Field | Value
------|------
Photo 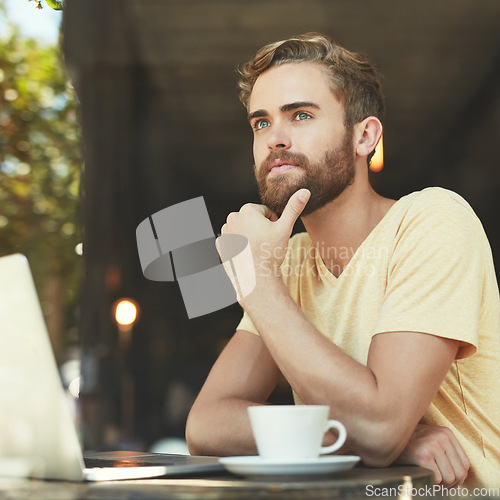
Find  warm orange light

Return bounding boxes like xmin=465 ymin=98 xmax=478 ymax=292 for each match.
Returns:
xmin=370 ymin=135 xmax=384 ymax=172
xmin=113 ymin=298 xmax=139 ymax=327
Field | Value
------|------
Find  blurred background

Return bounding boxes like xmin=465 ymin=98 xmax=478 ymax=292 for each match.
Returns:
xmin=1 ymin=0 xmax=499 ymax=453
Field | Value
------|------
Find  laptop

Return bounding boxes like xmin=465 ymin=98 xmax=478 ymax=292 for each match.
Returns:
xmin=0 ymin=253 xmax=223 ymax=481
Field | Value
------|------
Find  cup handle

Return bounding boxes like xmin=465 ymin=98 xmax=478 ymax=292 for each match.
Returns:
xmin=320 ymin=420 xmax=347 ymax=455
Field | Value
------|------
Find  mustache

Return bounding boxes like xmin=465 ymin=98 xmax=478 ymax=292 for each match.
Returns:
xmin=257 ymin=150 xmax=310 ymax=172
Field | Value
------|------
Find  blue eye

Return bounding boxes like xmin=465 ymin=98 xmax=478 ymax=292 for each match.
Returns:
xmin=255 ymin=119 xmax=270 ymax=130
xmin=295 ymin=112 xmax=310 ymax=121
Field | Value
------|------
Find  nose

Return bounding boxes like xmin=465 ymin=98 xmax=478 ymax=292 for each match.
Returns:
xmin=267 ymin=122 xmax=291 ymax=151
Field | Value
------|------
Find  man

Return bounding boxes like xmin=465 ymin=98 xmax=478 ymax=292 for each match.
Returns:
xmin=185 ymin=33 xmax=500 ymax=488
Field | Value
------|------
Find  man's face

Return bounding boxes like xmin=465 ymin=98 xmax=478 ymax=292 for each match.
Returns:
xmin=248 ymin=62 xmax=356 ymax=216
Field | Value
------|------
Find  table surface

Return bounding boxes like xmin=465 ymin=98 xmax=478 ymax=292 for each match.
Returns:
xmin=0 ymin=455 xmax=435 ymax=500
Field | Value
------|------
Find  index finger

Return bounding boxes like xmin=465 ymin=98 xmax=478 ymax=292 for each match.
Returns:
xmin=244 ymin=203 xmax=278 ymax=222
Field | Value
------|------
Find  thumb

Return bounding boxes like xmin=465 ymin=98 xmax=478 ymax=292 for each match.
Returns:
xmin=278 ymin=189 xmax=311 ymax=229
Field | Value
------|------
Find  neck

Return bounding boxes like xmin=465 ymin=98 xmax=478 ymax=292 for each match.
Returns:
xmin=301 ymin=174 xmax=395 ymax=277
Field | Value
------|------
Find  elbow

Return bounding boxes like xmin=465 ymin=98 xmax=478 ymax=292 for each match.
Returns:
xmin=354 ymin=420 xmax=409 ymax=468
xmin=185 ymin=406 xmax=207 ymax=456
xmin=361 ymin=449 xmax=399 ymax=468
xmin=185 ymin=428 xmax=200 ymax=457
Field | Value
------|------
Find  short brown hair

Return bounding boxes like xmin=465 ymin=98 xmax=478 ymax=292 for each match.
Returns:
xmin=238 ymin=32 xmax=385 ymax=129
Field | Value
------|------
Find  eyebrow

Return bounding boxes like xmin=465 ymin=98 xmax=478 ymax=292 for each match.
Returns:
xmin=247 ymin=101 xmax=320 ymax=122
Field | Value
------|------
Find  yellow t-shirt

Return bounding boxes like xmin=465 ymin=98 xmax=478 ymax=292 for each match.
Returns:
xmin=237 ymin=187 xmax=500 ymax=488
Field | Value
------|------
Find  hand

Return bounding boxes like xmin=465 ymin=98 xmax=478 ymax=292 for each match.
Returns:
xmin=397 ymin=424 xmax=470 ymax=487
xmin=218 ymin=189 xmax=311 ymax=293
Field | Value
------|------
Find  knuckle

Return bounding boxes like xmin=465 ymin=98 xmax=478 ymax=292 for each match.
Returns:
xmin=442 ymin=477 xmax=457 ymax=488
xmin=434 ymin=427 xmax=454 ymax=446
xmin=240 ymin=203 xmax=254 ymax=212
xmin=414 ymin=448 xmax=434 ymax=465
xmin=440 ymin=427 xmax=453 ymax=439
xmin=459 ymin=463 xmax=470 ymax=481
xmin=426 ymin=438 xmax=442 ymax=453
xmin=433 ymin=469 xmax=443 ymax=485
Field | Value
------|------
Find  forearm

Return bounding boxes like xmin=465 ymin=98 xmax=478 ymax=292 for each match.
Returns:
xmin=186 ymin=396 xmax=260 ymax=457
xmin=216 ymin=191 xmax=458 ymax=466
xmin=186 ymin=329 xmax=282 ymax=457
xmin=241 ymin=278 xmax=411 ymax=464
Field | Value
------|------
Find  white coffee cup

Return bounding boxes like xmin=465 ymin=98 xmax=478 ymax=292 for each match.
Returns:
xmin=248 ymin=405 xmax=346 ymax=460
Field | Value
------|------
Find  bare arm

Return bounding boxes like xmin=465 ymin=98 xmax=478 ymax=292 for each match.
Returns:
xmin=186 ymin=330 xmax=280 ymax=456
xmin=241 ymin=275 xmax=459 ymax=465
xmin=192 ymin=190 xmax=470 ymax=487
xmin=217 ymin=190 xmax=461 ymax=466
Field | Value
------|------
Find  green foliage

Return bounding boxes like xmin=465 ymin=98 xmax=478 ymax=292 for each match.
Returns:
xmin=0 ymin=23 xmax=82 ymax=351
xmin=44 ymin=0 xmax=64 ymax=10
xmin=29 ymin=0 xmax=64 ymax=11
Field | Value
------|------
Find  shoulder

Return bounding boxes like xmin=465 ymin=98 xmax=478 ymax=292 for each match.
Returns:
xmin=393 ymin=187 xmax=483 ymax=234
xmin=389 ymin=188 xmax=490 ymax=257
xmin=397 ymin=187 xmax=478 ymax=218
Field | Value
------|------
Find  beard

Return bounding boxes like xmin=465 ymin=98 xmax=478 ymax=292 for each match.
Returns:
xmin=255 ymin=129 xmax=356 ymax=217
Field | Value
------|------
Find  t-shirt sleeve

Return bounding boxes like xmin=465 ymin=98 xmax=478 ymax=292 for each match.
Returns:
xmin=373 ymin=194 xmax=486 ymax=358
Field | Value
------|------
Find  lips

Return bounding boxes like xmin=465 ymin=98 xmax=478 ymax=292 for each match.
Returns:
xmin=268 ymin=159 xmax=300 ymax=176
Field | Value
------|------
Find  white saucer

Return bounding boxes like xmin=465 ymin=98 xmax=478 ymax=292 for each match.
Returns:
xmin=219 ymin=455 xmax=360 ymax=477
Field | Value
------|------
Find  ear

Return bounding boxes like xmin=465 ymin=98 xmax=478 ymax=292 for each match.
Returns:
xmin=353 ymin=116 xmax=383 ymax=159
